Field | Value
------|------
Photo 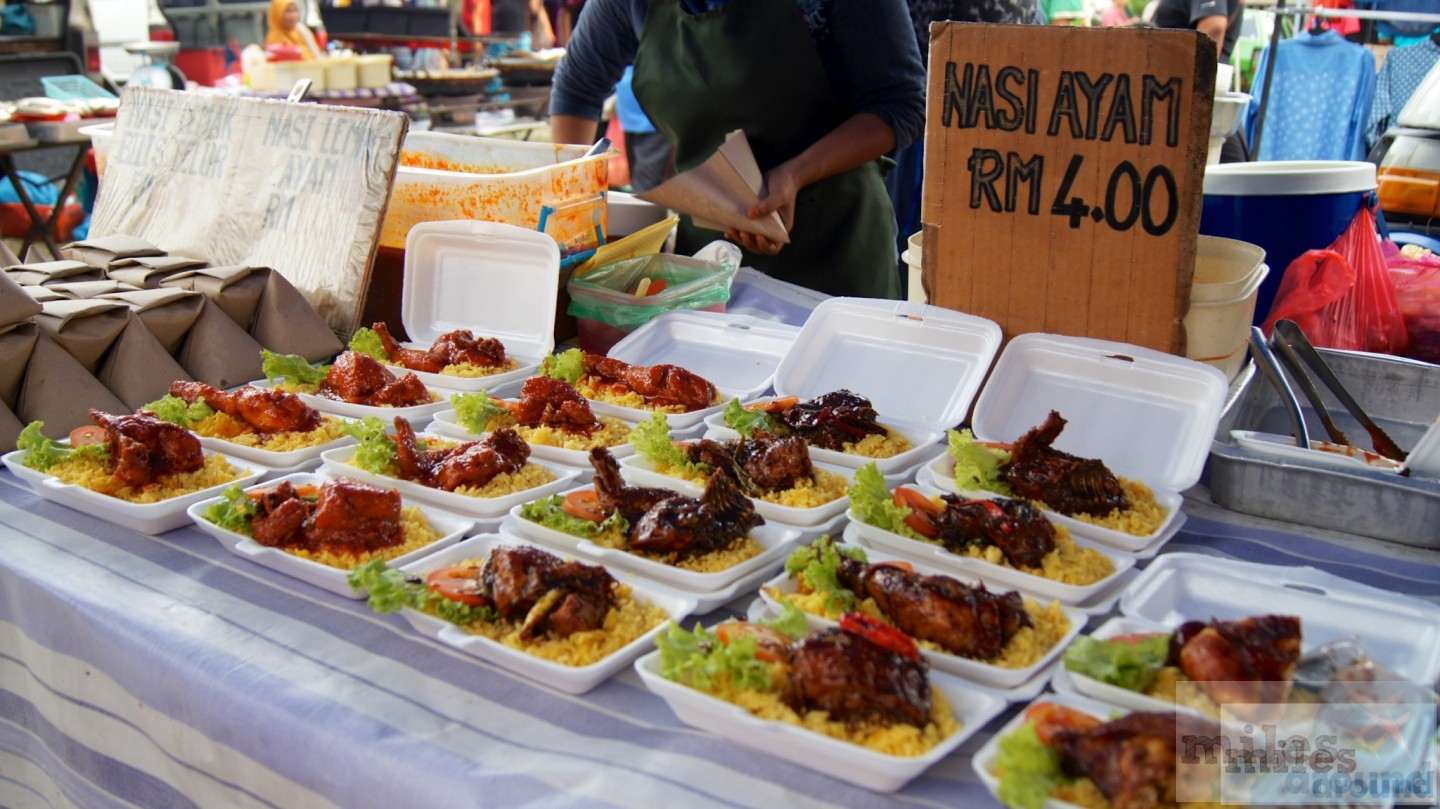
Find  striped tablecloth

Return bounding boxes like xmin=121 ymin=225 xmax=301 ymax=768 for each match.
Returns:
xmin=2 ymin=470 xmax=1437 ymax=809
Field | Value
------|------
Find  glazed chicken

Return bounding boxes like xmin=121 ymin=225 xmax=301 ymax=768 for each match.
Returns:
xmin=1173 ymin=615 xmax=1303 ymax=715
xmin=785 ymin=624 xmax=932 ymax=728
xmin=511 ymin=376 xmax=601 ymax=435
xmin=169 ymin=381 xmax=322 ymax=434
xmin=933 ymin=495 xmax=1057 ymax=569
xmin=630 ymin=468 xmax=765 ymax=561
xmin=89 ymin=409 xmax=203 ymax=487
xmin=372 ymin=322 xmax=507 ymax=373
xmin=481 ymin=545 xmax=616 ymax=639
xmin=392 ymin=417 xmax=530 ymax=492
xmin=1045 ymin=710 xmax=1221 ymax=809
xmin=249 ymin=478 xmax=403 ymax=555
xmin=1003 ymin=410 xmax=1129 ymax=516
xmin=581 ymin=354 xmax=717 ymax=412
xmin=589 ymin=447 xmax=676 ymax=526
xmin=836 ymin=558 xmax=1032 ymax=660
xmin=766 ymin=389 xmax=887 ymax=451
xmin=318 ymin=351 xmax=433 ymax=408
xmin=684 ymin=434 xmax=814 ymax=495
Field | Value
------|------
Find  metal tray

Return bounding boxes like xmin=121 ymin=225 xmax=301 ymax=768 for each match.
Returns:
xmin=1208 ymin=349 xmax=1440 ymax=548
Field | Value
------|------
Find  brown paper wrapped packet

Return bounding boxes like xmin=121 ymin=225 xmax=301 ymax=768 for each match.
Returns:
xmin=0 ymin=239 xmax=19 ymax=268
xmin=5 ymin=260 xmax=103 ymax=287
xmin=98 ymin=288 xmax=205 ymax=356
xmin=107 ymin=255 xmax=208 ymax=289
xmin=160 ymin=265 xmax=265 ymax=330
xmin=0 ymin=322 xmax=39 ymax=409
xmin=0 ymin=398 xmax=22 ymax=453
xmin=178 ymin=298 xmax=265 ymax=389
xmin=96 ymin=315 xmax=194 ymax=410
xmin=252 ymin=270 xmax=343 ymax=362
xmin=47 ymin=280 xmax=142 ymax=300
xmin=22 ymin=286 xmax=65 ymax=304
xmin=18 ymin=330 xmax=128 ymax=440
xmin=36 ymin=299 xmax=130 ymax=369
xmin=0 ymin=271 xmax=42 ymax=327
xmin=64 ymin=234 xmax=165 ymax=268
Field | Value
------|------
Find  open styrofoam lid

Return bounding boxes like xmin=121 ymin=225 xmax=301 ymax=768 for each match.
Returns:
xmin=971 ymin=334 xmax=1228 ymax=492
xmin=772 ymin=297 xmax=1002 ymax=430
xmin=402 ymin=220 xmax=560 ymax=357
xmin=1121 ymin=553 xmax=1440 ymax=684
xmin=607 ymin=310 xmax=799 ymax=401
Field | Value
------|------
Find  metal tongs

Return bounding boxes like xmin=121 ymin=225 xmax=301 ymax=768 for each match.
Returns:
xmin=1266 ymin=320 xmax=1409 ymax=462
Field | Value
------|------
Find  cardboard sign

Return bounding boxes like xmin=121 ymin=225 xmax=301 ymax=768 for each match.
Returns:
xmin=89 ymin=88 xmax=409 ymax=336
xmin=921 ymin=24 xmax=1215 ymax=354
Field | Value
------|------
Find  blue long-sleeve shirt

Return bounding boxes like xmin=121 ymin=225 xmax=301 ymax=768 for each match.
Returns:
xmin=1367 ymin=38 xmax=1440 ymax=148
xmin=1247 ymin=30 xmax=1377 ymax=162
xmin=549 ymin=0 xmax=927 ymax=153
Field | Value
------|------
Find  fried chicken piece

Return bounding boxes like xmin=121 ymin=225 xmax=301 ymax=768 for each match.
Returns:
xmin=1003 ymin=410 xmax=1128 ymax=517
xmin=684 ymin=438 xmax=750 ymax=487
xmin=482 ymin=545 xmax=615 ymax=639
xmin=250 ymin=481 xmax=311 ymax=547
xmin=318 ymin=351 xmax=432 ymax=408
xmin=89 ymin=409 xmax=203 ymax=487
xmin=306 ymin=478 xmax=402 ymax=551
xmin=934 ymin=496 xmax=1057 ymax=569
xmin=589 ymin=447 xmax=675 ymax=525
xmin=775 ymin=389 xmax=887 ymax=451
xmin=1051 ymin=711 xmax=1221 ymax=809
xmin=731 ymin=433 xmax=813 ymax=491
xmin=372 ymin=322 xmax=508 ymax=373
xmin=581 ymin=353 xmax=717 ymax=412
xmin=630 ymin=468 xmax=764 ymax=561
xmin=512 ymin=376 xmax=600 ymax=435
xmin=1177 ymin=615 xmax=1303 ymax=715
xmin=170 ymin=380 xmax=321 ymax=434
xmin=392 ymin=417 xmax=530 ymax=491
xmin=837 ymin=559 xmax=1032 ymax=660
xmin=785 ymin=626 xmax=932 ymax=728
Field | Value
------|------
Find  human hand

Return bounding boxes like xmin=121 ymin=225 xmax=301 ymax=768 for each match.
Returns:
xmin=725 ymin=162 xmax=799 ymax=256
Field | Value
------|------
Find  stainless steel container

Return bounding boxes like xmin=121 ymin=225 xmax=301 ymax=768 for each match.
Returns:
xmin=1208 ymin=349 xmax=1440 ymax=548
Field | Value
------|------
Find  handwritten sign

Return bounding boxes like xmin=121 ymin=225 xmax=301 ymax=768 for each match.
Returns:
xmin=90 ymin=88 xmax=409 ymax=335
xmin=920 ymin=24 xmax=1214 ymax=354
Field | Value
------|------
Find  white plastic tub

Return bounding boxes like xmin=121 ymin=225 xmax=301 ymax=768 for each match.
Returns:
xmin=1184 ymin=262 xmax=1269 ymax=380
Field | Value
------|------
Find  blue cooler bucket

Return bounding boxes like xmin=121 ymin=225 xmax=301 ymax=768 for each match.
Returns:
xmin=1200 ymin=161 xmax=1376 ymax=325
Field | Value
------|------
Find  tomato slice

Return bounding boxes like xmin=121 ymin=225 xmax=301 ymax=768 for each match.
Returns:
xmin=424 ymin=565 xmax=488 ymax=606
xmin=893 ymin=487 xmax=941 ymax=538
xmin=716 ymin=622 xmax=791 ymax=662
xmin=69 ymin=425 xmax=108 ymax=447
xmin=753 ymin=396 xmax=799 ymax=414
xmin=839 ymin=612 xmax=922 ymax=663
xmin=1025 ymin=702 xmax=1103 ymax=747
xmin=871 ymin=560 xmax=915 ymax=573
xmin=1108 ymin=632 xmax=1168 ymax=646
xmin=562 ymin=490 xmax=609 ymax=523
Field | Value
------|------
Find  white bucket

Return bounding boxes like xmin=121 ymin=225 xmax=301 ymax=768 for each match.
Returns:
xmin=1184 ymin=261 xmax=1270 ymax=381
xmin=900 ymin=231 xmax=926 ymax=304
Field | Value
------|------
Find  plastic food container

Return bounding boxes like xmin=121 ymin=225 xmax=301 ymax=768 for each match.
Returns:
xmin=568 ymin=252 xmax=737 ymax=355
xmin=322 ymin=56 xmax=358 ymax=91
xmin=1185 ymin=235 xmax=1270 ymax=381
xmin=354 ymin=53 xmax=393 ymax=89
xmin=607 ymin=310 xmax=800 ymax=402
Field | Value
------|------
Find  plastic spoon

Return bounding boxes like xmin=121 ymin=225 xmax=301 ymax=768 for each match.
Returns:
xmin=1247 ymin=326 xmax=1309 ymax=448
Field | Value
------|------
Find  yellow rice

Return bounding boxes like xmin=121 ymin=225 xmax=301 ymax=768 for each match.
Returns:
xmin=286 ymin=506 xmax=440 ymax=569
xmin=959 ymin=526 xmax=1114 ymax=585
xmin=45 ymin=454 xmax=242 ymax=503
xmin=191 ymin=411 xmax=349 ymax=452
xmin=453 ymin=580 xmax=668 ymax=667
xmin=775 ymin=586 xmax=1070 ymax=669
xmin=439 ymin=357 xmax=520 ymax=378
xmin=574 ymin=374 xmax=722 ymax=414
xmin=705 ymin=676 xmax=960 ymax=757
xmin=1068 ymin=477 xmax=1168 ymax=536
xmin=838 ymin=427 xmax=913 ymax=459
xmin=517 ymin=418 xmax=632 ymax=452
xmin=275 ymin=381 xmax=442 ymax=406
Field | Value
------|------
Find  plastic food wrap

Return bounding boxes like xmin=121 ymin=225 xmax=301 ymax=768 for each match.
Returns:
xmin=1386 ymin=241 xmax=1440 ymax=364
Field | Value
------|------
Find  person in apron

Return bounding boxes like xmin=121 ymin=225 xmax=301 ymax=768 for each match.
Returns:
xmin=550 ymin=0 xmax=925 ymax=299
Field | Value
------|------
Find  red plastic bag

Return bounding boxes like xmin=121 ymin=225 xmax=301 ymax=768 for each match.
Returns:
xmin=1386 ymin=241 xmax=1440 ymax=364
xmin=1262 ymin=207 xmax=1409 ymax=355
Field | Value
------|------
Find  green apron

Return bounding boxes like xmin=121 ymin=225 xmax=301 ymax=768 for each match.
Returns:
xmin=630 ymin=0 xmax=900 ymax=299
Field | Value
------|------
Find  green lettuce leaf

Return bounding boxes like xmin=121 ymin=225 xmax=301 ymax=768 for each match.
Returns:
xmin=540 ymin=348 xmax=584 ymax=385
xmin=451 ymin=391 xmax=508 ymax=435
xmin=16 ymin=421 xmax=109 ymax=471
xmin=656 ymin=620 xmax=777 ymax=693
xmin=947 ymin=428 xmax=1012 ymax=495
xmin=1061 ymin=633 xmax=1171 ymax=693
xmin=782 ymin=535 xmax=868 ymax=614
xmin=342 ymin=416 xmax=398 ymax=474
xmin=760 ymin=601 xmax=809 ymax=640
xmin=995 ymin=722 xmax=1067 ymax=809
xmin=518 ymin=493 xmax=629 ymax=538
xmin=203 ymin=484 xmax=258 ymax=535
xmin=348 ymin=327 xmax=390 ymax=361
xmin=347 ymin=559 xmax=498 ymax=625
xmin=631 ymin=412 xmax=707 ymax=477
xmin=141 ymin=394 xmax=216 ymax=427
xmin=847 ymin=462 xmax=929 ymax=541
xmin=261 ymin=348 xmax=330 ymax=386
xmin=721 ymin=398 xmax=777 ymax=437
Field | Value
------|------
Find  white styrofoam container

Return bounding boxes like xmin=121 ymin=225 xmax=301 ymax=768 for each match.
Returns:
xmin=771 ymin=297 xmax=1003 ymax=434
xmin=1047 ymin=615 xmax=1185 ymax=713
xmin=607 ymin=310 xmax=800 ymax=402
xmin=971 ymin=334 xmax=1229 ymax=493
xmin=756 ymin=541 xmax=1085 ymax=693
xmin=1120 ymin=553 xmax=1440 ymax=684
xmin=192 ymin=411 xmax=357 ymax=470
xmin=635 ymin=647 xmax=1008 ymax=793
xmin=185 ymin=473 xmax=473 ymax=598
xmin=618 ymin=455 xmax=853 ymax=528
xmin=399 ymin=534 xmax=698 ymax=695
xmin=392 ymin=220 xmax=559 ymax=393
